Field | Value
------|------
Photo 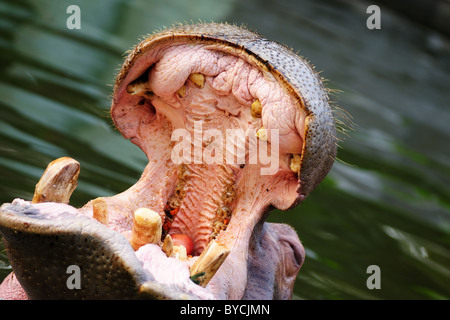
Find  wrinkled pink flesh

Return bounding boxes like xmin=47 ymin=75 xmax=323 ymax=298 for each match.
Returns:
xmin=148 ymin=44 xmax=305 ymax=154
xmin=0 ymin=273 xmax=27 ymax=300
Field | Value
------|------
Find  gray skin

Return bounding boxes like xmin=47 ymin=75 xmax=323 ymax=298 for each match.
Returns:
xmin=0 ymin=23 xmax=337 ymax=300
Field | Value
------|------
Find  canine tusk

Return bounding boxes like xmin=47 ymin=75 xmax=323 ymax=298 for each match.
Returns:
xmin=130 ymin=207 xmax=162 ymax=250
xmin=189 ymin=240 xmax=230 ymax=287
xmin=32 ymin=157 xmax=80 ymax=204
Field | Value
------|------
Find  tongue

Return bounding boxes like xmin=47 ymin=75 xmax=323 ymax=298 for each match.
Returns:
xmin=170 ymin=233 xmax=194 ymax=256
xmin=167 ymin=163 xmax=236 ymax=255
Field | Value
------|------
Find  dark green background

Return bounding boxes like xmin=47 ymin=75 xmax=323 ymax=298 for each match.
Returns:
xmin=0 ymin=0 xmax=449 ymax=299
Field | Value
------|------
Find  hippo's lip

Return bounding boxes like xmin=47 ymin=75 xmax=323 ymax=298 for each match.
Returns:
xmin=0 ymin=23 xmax=337 ymax=300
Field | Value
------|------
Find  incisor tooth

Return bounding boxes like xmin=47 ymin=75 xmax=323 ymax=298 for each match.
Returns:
xmin=92 ymin=197 xmax=109 ymax=226
xmin=130 ymin=208 xmax=162 ymax=250
xmin=190 ymin=240 xmax=230 ymax=287
xmin=32 ymin=157 xmax=80 ymax=204
xmin=189 ymin=73 xmax=205 ymax=88
xmin=251 ymin=99 xmax=262 ymax=118
xmin=290 ymin=154 xmax=301 ymax=173
xmin=162 ymin=234 xmax=174 ymax=257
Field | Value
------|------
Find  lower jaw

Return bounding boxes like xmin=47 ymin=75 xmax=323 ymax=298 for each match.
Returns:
xmin=80 ymin=160 xmax=262 ymax=299
xmin=0 ymin=152 xmax=299 ymax=299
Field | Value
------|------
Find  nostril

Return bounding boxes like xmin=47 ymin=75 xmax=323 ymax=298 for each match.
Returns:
xmin=276 ymin=224 xmax=305 ymax=274
xmin=289 ymin=239 xmax=305 ymax=270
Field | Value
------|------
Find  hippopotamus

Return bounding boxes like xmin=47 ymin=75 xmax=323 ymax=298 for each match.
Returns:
xmin=0 ymin=22 xmax=337 ymax=300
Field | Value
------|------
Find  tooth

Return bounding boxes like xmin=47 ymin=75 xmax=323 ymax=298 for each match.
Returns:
xmin=162 ymin=235 xmax=189 ymax=260
xmin=290 ymin=154 xmax=301 ymax=173
xmin=189 ymin=73 xmax=205 ymax=88
xmin=256 ymin=127 xmax=268 ymax=141
xmin=32 ymin=157 xmax=80 ymax=204
xmin=130 ymin=208 xmax=162 ymax=250
xmin=177 ymin=85 xmax=186 ymax=98
xmin=251 ymin=99 xmax=262 ymax=118
xmin=173 ymin=245 xmax=187 ymax=261
xmin=170 ymin=233 xmax=194 ymax=256
xmin=92 ymin=197 xmax=109 ymax=226
xmin=126 ymin=79 xmax=153 ymax=97
xmin=162 ymin=234 xmax=174 ymax=257
xmin=189 ymin=240 xmax=230 ymax=287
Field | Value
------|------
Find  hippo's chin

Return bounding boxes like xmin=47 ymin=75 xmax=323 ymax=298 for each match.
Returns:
xmin=0 ymin=22 xmax=336 ymax=300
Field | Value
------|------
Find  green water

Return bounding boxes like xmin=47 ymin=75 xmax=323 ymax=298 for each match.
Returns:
xmin=0 ymin=0 xmax=449 ymax=299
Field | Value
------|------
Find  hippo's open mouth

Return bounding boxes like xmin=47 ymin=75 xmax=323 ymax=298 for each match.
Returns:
xmin=0 ymin=23 xmax=337 ymax=300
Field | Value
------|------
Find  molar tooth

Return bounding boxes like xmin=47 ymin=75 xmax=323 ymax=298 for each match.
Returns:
xmin=256 ymin=127 xmax=268 ymax=141
xmin=32 ymin=157 xmax=80 ymax=204
xmin=162 ymin=234 xmax=174 ymax=257
xmin=130 ymin=208 xmax=162 ymax=251
xmin=126 ymin=80 xmax=153 ymax=97
xmin=189 ymin=240 xmax=230 ymax=287
xmin=92 ymin=197 xmax=109 ymax=226
xmin=176 ymin=85 xmax=186 ymax=98
xmin=251 ymin=99 xmax=262 ymax=118
xmin=189 ymin=73 xmax=205 ymax=88
xmin=290 ymin=154 xmax=301 ymax=173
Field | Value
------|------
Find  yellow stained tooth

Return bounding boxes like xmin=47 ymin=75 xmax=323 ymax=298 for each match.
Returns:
xmin=189 ymin=240 xmax=230 ymax=287
xmin=32 ymin=157 xmax=80 ymax=204
xmin=92 ymin=197 xmax=109 ymax=227
xmin=256 ymin=127 xmax=268 ymax=141
xmin=251 ymin=99 xmax=262 ymax=118
xmin=130 ymin=208 xmax=162 ymax=250
xmin=177 ymin=85 xmax=186 ymax=98
xmin=126 ymin=80 xmax=152 ymax=97
xmin=290 ymin=154 xmax=302 ymax=173
xmin=189 ymin=73 xmax=205 ymax=88
xmin=162 ymin=234 xmax=174 ymax=257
